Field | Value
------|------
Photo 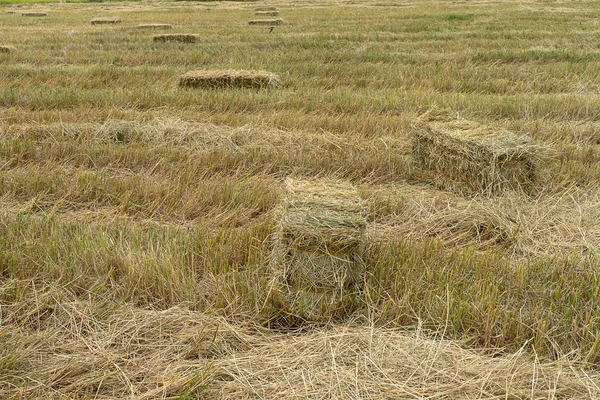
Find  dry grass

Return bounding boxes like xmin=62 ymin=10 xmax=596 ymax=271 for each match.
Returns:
xmin=21 ymin=11 xmax=46 ymax=16
xmin=90 ymin=17 xmax=122 ymax=25
xmin=255 ymin=11 xmax=280 ymax=16
xmin=179 ymin=70 xmax=280 ymax=89
xmin=153 ymin=33 xmax=199 ymax=43
xmin=0 ymin=45 xmax=15 ymax=53
xmin=248 ymin=18 xmax=284 ymax=26
xmin=136 ymin=23 xmax=172 ymax=30
xmin=413 ymin=119 xmax=545 ymax=195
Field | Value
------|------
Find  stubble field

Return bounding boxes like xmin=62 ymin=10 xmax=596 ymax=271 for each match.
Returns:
xmin=1 ymin=0 xmax=600 ymax=398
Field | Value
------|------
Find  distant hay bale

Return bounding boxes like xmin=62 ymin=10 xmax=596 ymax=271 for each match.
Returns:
xmin=21 ymin=12 xmax=47 ymax=17
xmin=0 ymin=45 xmax=15 ymax=53
xmin=413 ymin=120 xmax=540 ymax=195
xmin=90 ymin=17 xmax=122 ymax=25
xmin=6 ymin=11 xmax=17 ymax=14
xmin=178 ymin=70 xmax=280 ymax=89
xmin=255 ymin=11 xmax=279 ymax=16
xmin=153 ymin=34 xmax=199 ymax=43
xmin=248 ymin=19 xmax=283 ymax=26
xmin=136 ymin=23 xmax=173 ymax=30
xmin=255 ymin=6 xmax=276 ymax=11
xmin=269 ymin=178 xmax=366 ymax=321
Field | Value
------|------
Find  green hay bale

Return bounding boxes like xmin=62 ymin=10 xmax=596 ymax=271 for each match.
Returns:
xmin=248 ymin=19 xmax=283 ymax=26
xmin=178 ymin=70 xmax=280 ymax=89
xmin=136 ymin=23 xmax=173 ymax=30
xmin=269 ymin=178 xmax=366 ymax=321
xmin=153 ymin=34 xmax=199 ymax=43
xmin=255 ymin=11 xmax=279 ymax=16
xmin=90 ymin=17 xmax=122 ymax=25
xmin=413 ymin=120 xmax=541 ymax=195
xmin=21 ymin=12 xmax=47 ymax=17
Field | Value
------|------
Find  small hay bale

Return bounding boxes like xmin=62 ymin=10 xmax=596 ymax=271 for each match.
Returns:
xmin=254 ymin=11 xmax=279 ymax=16
xmin=136 ymin=23 xmax=172 ymax=30
xmin=153 ymin=34 xmax=199 ymax=43
xmin=90 ymin=17 xmax=122 ymax=25
xmin=178 ymin=70 xmax=280 ymax=89
xmin=255 ymin=6 xmax=277 ymax=11
xmin=248 ymin=19 xmax=283 ymax=26
xmin=0 ymin=45 xmax=15 ymax=53
xmin=6 ymin=11 xmax=17 ymax=14
xmin=412 ymin=119 xmax=540 ymax=195
xmin=269 ymin=178 xmax=366 ymax=321
xmin=21 ymin=12 xmax=47 ymax=17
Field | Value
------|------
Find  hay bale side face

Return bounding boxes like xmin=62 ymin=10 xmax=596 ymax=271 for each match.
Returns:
xmin=254 ymin=11 xmax=279 ymax=16
xmin=22 ymin=12 xmax=47 ymax=17
xmin=153 ymin=34 xmax=199 ymax=43
xmin=178 ymin=70 xmax=280 ymax=89
xmin=90 ymin=17 xmax=122 ymax=25
xmin=136 ymin=23 xmax=173 ymax=30
xmin=413 ymin=120 xmax=538 ymax=195
xmin=255 ymin=6 xmax=277 ymax=11
xmin=248 ymin=19 xmax=283 ymax=26
xmin=270 ymin=178 xmax=366 ymax=321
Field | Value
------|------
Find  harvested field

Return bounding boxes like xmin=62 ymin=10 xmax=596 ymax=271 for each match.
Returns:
xmin=413 ymin=120 xmax=543 ymax=195
xmin=153 ymin=33 xmax=199 ymax=43
xmin=21 ymin=11 xmax=46 ymax=16
xmin=136 ymin=23 xmax=172 ymax=29
xmin=255 ymin=11 xmax=280 ymax=16
xmin=249 ymin=18 xmax=284 ymax=25
xmin=90 ymin=17 xmax=122 ymax=25
xmin=179 ymin=69 xmax=280 ymax=89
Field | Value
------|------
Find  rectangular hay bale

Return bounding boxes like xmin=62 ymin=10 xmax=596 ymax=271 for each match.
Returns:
xmin=91 ymin=17 xmax=122 ymax=25
xmin=255 ymin=6 xmax=277 ymax=11
xmin=178 ymin=70 xmax=280 ymax=89
xmin=0 ymin=45 xmax=15 ymax=53
xmin=248 ymin=19 xmax=283 ymax=26
xmin=255 ymin=11 xmax=279 ymax=16
xmin=413 ymin=120 xmax=538 ymax=195
xmin=136 ymin=23 xmax=172 ymax=30
xmin=22 ymin=12 xmax=47 ymax=17
xmin=153 ymin=34 xmax=199 ymax=43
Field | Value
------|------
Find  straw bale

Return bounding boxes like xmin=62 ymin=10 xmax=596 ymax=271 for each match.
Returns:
xmin=22 ymin=12 xmax=47 ymax=17
xmin=90 ymin=17 xmax=122 ymax=25
xmin=255 ymin=11 xmax=279 ymax=16
xmin=255 ymin=6 xmax=277 ymax=11
xmin=153 ymin=34 xmax=199 ymax=43
xmin=248 ymin=18 xmax=283 ymax=25
xmin=413 ymin=119 xmax=540 ymax=195
xmin=0 ymin=45 xmax=15 ymax=53
xmin=178 ymin=69 xmax=280 ymax=89
xmin=270 ymin=178 xmax=366 ymax=321
xmin=6 ymin=11 xmax=16 ymax=14
xmin=136 ymin=23 xmax=172 ymax=30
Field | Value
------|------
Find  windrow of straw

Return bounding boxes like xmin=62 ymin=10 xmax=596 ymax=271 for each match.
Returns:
xmin=0 ymin=45 xmax=15 ymax=53
xmin=153 ymin=33 xmax=199 ymax=43
xmin=269 ymin=178 xmax=366 ymax=321
xmin=178 ymin=70 xmax=280 ymax=89
xmin=255 ymin=6 xmax=277 ymax=11
xmin=22 ymin=12 xmax=47 ymax=17
xmin=412 ymin=119 xmax=543 ymax=196
xmin=90 ymin=17 xmax=122 ymax=25
xmin=136 ymin=23 xmax=172 ymax=30
xmin=249 ymin=18 xmax=284 ymax=26
xmin=255 ymin=11 xmax=279 ymax=16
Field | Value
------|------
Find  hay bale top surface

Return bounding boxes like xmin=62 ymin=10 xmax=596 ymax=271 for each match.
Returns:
xmin=91 ymin=17 xmax=122 ymax=24
xmin=136 ymin=23 xmax=172 ymax=29
xmin=280 ymin=178 xmax=366 ymax=253
xmin=22 ymin=12 xmax=47 ymax=16
xmin=419 ymin=120 xmax=535 ymax=157
xmin=0 ymin=45 xmax=15 ymax=53
xmin=255 ymin=11 xmax=279 ymax=16
xmin=179 ymin=69 xmax=280 ymax=89
xmin=248 ymin=18 xmax=284 ymax=25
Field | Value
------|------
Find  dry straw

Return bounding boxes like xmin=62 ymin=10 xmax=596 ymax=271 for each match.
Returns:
xmin=0 ymin=45 xmax=15 ymax=53
xmin=178 ymin=70 xmax=280 ymax=89
xmin=249 ymin=18 xmax=284 ymax=26
xmin=153 ymin=34 xmax=199 ymax=43
xmin=269 ymin=178 xmax=366 ymax=321
xmin=255 ymin=11 xmax=280 ymax=16
xmin=21 ymin=12 xmax=47 ymax=17
xmin=255 ymin=6 xmax=277 ymax=11
xmin=413 ymin=119 xmax=543 ymax=195
xmin=136 ymin=23 xmax=172 ymax=30
xmin=90 ymin=17 xmax=122 ymax=25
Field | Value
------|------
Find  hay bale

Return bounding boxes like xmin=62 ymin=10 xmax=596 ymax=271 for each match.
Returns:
xmin=178 ymin=70 xmax=280 ymax=89
xmin=136 ymin=23 xmax=172 ymax=30
xmin=6 ymin=11 xmax=17 ymax=14
xmin=254 ymin=11 xmax=279 ymax=16
xmin=248 ymin=19 xmax=283 ymax=26
xmin=255 ymin=6 xmax=277 ymax=11
xmin=270 ymin=178 xmax=366 ymax=321
xmin=412 ymin=120 xmax=539 ymax=195
xmin=0 ymin=45 xmax=15 ymax=53
xmin=90 ymin=17 xmax=122 ymax=25
xmin=21 ymin=12 xmax=47 ymax=17
xmin=153 ymin=34 xmax=199 ymax=43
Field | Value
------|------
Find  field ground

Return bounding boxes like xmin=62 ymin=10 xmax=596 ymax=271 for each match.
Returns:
xmin=1 ymin=0 xmax=600 ymax=398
